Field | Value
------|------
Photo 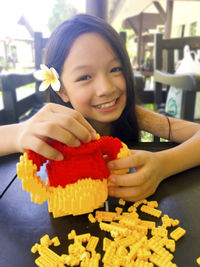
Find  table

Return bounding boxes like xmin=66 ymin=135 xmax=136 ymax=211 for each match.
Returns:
xmin=0 ymin=142 xmax=200 ymax=267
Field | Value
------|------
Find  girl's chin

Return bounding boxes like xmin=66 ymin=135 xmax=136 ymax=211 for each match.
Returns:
xmin=88 ymin=113 xmax=122 ymax=124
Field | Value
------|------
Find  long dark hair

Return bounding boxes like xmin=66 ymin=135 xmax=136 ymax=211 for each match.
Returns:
xmin=44 ymin=14 xmax=140 ymax=143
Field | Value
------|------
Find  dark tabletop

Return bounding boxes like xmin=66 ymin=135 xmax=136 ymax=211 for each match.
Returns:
xmin=0 ymin=142 xmax=200 ymax=267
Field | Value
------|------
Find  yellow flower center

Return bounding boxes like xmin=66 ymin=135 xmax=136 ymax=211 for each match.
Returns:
xmin=44 ymin=72 xmax=56 ymax=82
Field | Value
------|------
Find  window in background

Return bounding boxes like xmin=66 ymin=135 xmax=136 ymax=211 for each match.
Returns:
xmin=189 ymin=22 xmax=197 ymax=36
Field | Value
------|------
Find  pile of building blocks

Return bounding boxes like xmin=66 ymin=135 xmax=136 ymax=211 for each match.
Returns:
xmin=31 ymin=198 xmax=189 ymax=267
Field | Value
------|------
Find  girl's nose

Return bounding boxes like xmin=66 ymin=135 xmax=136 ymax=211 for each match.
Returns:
xmin=95 ymin=74 xmax=115 ymax=97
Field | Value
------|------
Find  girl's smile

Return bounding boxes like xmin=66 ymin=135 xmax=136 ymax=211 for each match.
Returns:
xmin=92 ymin=96 xmax=121 ymax=111
xmin=59 ymin=32 xmax=127 ymax=131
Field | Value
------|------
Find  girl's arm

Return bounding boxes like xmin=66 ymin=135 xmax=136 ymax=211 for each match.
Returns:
xmin=0 ymin=124 xmax=22 ymax=156
xmin=136 ymin=105 xmax=200 ymax=143
xmin=107 ymin=105 xmax=200 ymax=201
xmin=0 ymin=103 xmax=96 ymax=159
xmin=136 ymin=105 xmax=200 ymax=175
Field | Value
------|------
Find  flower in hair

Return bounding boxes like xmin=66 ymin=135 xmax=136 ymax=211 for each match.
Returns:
xmin=34 ymin=64 xmax=60 ymax=91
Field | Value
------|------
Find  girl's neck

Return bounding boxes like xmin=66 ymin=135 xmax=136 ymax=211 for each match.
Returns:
xmin=88 ymin=120 xmax=112 ymax=137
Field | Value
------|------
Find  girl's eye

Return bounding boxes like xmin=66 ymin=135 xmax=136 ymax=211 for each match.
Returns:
xmin=77 ymin=75 xmax=91 ymax=82
xmin=111 ymin=66 xmax=122 ymax=73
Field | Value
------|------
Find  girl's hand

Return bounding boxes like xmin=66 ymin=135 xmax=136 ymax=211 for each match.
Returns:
xmin=16 ymin=103 xmax=96 ymax=160
xmin=107 ymin=149 xmax=166 ymax=202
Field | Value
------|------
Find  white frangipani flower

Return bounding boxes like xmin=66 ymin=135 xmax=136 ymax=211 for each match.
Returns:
xmin=34 ymin=64 xmax=61 ymax=91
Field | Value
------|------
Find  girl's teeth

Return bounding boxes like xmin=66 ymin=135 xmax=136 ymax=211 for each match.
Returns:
xmin=97 ymin=99 xmax=116 ymax=109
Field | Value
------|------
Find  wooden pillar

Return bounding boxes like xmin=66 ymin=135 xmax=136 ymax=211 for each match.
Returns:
xmin=86 ymin=0 xmax=107 ymax=21
xmin=164 ymin=0 xmax=174 ymax=38
xmin=137 ymin=13 xmax=143 ymax=68
xmin=34 ymin=32 xmax=46 ymax=103
xmin=119 ymin=31 xmax=126 ymax=44
xmin=34 ymin=32 xmax=43 ymax=70
xmin=163 ymin=0 xmax=174 ymax=70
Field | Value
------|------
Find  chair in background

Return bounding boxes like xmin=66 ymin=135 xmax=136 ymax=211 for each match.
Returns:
xmin=154 ymin=33 xmax=200 ymax=121
xmin=0 ymin=73 xmax=35 ymax=124
xmin=0 ymin=32 xmax=48 ymax=125
xmin=136 ymin=33 xmax=200 ymax=142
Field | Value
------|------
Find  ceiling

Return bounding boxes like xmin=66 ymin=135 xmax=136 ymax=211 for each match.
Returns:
xmin=110 ymin=0 xmax=200 ymax=25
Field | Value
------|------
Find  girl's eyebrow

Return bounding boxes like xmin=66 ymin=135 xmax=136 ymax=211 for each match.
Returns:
xmin=72 ymin=65 xmax=90 ymax=74
xmin=71 ymin=58 xmax=121 ymax=74
xmin=110 ymin=57 xmax=120 ymax=63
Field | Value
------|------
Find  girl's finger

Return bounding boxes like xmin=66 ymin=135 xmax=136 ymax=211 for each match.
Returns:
xmin=107 ymin=150 xmax=148 ymax=170
xmin=33 ymin=122 xmax=81 ymax=147
xmin=23 ymin=135 xmax=63 ymax=161
xmin=108 ymin=185 xmax=144 ymax=199
xmin=48 ymin=104 xmax=96 ymax=138
xmin=108 ymin=170 xmax=147 ymax=187
xmin=38 ymin=108 xmax=96 ymax=143
xmin=122 ymin=187 xmax=157 ymax=202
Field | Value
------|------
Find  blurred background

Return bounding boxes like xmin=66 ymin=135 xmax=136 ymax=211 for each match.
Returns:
xmin=1 ymin=0 xmax=200 ymax=74
xmin=1 ymin=0 xmax=200 ymax=140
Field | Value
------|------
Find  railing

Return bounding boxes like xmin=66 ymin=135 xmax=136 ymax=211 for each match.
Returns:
xmin=0 ymin=32 xmax=48 ymax=125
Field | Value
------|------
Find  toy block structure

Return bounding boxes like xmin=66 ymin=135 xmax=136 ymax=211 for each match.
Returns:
xmin=17 ymin=135 xmax=130 ymax=217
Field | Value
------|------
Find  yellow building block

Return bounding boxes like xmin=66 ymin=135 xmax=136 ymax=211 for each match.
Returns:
xmin=136 ymin=247 xmax=151 ymax=261
xmin=40 ymin=234 xmax=52 ymax=247
xmin=75 ymin=233 xmax=91 ymax=243
xmin=95 ymin=211 xmax=118 ymax=222
xmin=140 ymin=205 xmax=162 ymax=218
xmin=51 ymin=236 xmax=60 ymax=246
xmin=100 ymin=222 xmax=130 ymax=237
xmin=135 ymin=259 xmax=153 ymax=267
xmin=150 ymin=252 xmax=177 ymax=267
xmin=115 ymin=207 xmax=123 ymax=215
xmin=133 ymin=199 xmax=147 ymax=208
xmin=86 ymin=236 xmax=99 ymax=252
xmin=118 ymin=198 xmax=126 ymax=206
xmin=147 ymin=200 xmax=158 ymax=209
xmin=88 ymin=213 xmax=96 ymax=223
xmin=68 ymin=229 xmax=76 ymax=240
xmin=138 ymin=219 xmax=156 ymax=229
xmin=36 ymin=246 xmax=65 ymax=267
xmin=197 ymin=257 xmax=200 ymax=265
xmin=165 ymin=238 xmax=176 ymax=253
xmin=31 ymin=243 xmax=40 ymax=254
xmin=151 ymin=226 xmax=168 ymax=237
xmin=170 ymin=227 xmax=186 ymax=241
xmin=103 ymin=237 xmax=112 ymax=251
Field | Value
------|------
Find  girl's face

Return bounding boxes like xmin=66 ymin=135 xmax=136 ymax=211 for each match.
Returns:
xmin=59 ymin=32 xmax=126 ymax=129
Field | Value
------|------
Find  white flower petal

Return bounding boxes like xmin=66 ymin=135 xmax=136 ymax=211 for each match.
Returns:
xmin=51 ymin=79 xmax=61 ymax=91
xmin=34 ymin=70 xmax=45 ymax=80
xmin=41 ymin=64 xmax=52 ymax=77
xmin=39 ymin=80 xmax=51 ymax=91
xmin=40 ymin=64 xmax=49 ymax=71
xmin=50 ymin=67 xmax=59 ymax=79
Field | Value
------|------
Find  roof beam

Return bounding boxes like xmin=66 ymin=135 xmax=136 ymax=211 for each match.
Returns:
xmin=109 ymin=0 xmax=124 ymax=23
xmin=126 ymin=18 xmax=138 ymax=35
xmin=153 ymin=1 xmax=166 ymax=23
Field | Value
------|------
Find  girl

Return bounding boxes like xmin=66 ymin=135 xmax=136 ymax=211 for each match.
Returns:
xmin=1 ymin=14 xmax=200 ymax=201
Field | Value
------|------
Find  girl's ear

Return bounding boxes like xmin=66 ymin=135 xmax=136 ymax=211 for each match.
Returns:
xmin=57 ymin=86 xmax=69 ymax=103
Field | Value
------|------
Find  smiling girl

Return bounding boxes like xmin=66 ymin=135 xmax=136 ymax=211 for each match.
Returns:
xmin=1 ymin=14 xmax=200 ymax=201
